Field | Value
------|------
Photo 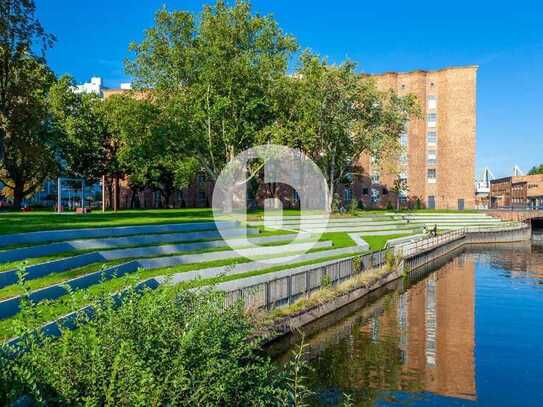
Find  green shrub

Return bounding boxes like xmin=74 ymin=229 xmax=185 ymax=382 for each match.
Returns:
xmin=0 ymin=284 xmax=306 ymax=406
xmin=320 ymin=274 xmax=332 ymax=288
xmin=386 ymin=202 xmax=394 ymax=210
xmin=349 ymin=198 xmax=358 ymax=216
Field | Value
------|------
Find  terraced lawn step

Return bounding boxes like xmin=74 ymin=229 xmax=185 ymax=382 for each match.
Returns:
xmin=160 ymin=245 xmax=367 ymax=286
xmin=0 ymin=233 xmax=305 ymax=289
xmin=0 ymin=221 xmax=238 ymax=248
xmin=0 ymin=240 xmax=333 ymax=320
xmin=0 ymin=227 xmax=257 ymax=264
xmin=5 ymin=245 xmax=367 ymax=347
xmin=296 ymin=225 xmax=421 ymax=233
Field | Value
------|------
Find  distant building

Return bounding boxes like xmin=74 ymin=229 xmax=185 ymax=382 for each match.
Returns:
xmin=351 ymin=66 xmax=478 ymax=210
xmin=490 ymin=174 xmax=543 ymax=209
xmin=475 ymin=167 xmax=495 ymax=209
xmin=75 ymin=76 xmax=132 ymax=98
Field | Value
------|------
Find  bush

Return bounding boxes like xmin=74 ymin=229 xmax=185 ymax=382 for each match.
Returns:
xmin=349 ymin=198 xmax=358 ymax=215
xmin=386 ymin=202 xmax=394 ymax=210
xmin=0 ymin=285 xmax=305 ymax=406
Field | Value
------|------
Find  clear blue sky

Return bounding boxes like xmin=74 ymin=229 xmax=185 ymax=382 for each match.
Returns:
xmin=36 ymin=0 xmax=543 ymax=178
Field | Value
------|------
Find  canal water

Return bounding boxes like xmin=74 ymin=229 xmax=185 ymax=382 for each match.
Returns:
xmin=272 ymin=243 xmax=543 ymax=406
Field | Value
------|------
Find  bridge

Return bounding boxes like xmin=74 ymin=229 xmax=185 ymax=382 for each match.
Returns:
xmin=486 ymin=210 xmax=543 ymax=229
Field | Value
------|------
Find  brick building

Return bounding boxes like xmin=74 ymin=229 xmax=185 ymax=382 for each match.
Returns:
xmin=489 ymin=174 xmax=543 ymax=209
xmin=349 ymin=66 xmax=478 ymax=210
xmin=97 ymin=66 xmax=479 ymax=210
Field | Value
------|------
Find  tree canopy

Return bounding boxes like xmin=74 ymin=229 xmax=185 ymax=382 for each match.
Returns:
xmin=528 ymin=164 xmax=543 ymax=175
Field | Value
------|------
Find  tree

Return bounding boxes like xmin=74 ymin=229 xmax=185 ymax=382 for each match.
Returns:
xmin=265 ymin=52 xmax=419 ymax=210
xmin=109 ymin=94 xmax=198 ymax=208
xmin=0 ymin=0 xmax=55 ymax=160
xmin=391 ymin=176 xmax=409 ymax=211
xmin=0 ymin=56 xmax=58 ymax=209
xmin=528 ymin=164 xmax=543 ymax=175
xmin=126 ymin=0 xmax=298 ymax=181
xmin=48 ymin=76 xmax=110 ymax=181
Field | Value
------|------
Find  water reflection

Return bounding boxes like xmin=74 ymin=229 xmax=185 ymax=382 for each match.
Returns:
xmin=273 ymin=243 xmax=543 ymax=406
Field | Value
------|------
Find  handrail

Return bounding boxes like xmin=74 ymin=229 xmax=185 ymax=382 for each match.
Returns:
xmin=397 ymin=222 xmax=530 ymax=258
xmin=398 ymin=229 xmax=465 ymax=258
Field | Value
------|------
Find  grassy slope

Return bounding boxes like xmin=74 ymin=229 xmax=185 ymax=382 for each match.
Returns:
xmin=0 ymin=208 xmax=483 ymax=235
xmin=0 ymin=248 xmax=359 ymax=340
xmin=361 ymin=233 xmax=411 ymax=251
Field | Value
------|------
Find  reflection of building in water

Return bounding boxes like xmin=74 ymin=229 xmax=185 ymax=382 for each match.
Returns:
xmin=365 ymin=256 xmax=476 ymax=400
xmin=465 ymin=243 xmax=543 ymax=281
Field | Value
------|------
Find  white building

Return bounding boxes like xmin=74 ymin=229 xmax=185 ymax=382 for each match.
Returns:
xmin=75 ymin=77 xmax=132 ymax=97
xmin=75 ymin=77 xmax=103 ymax=95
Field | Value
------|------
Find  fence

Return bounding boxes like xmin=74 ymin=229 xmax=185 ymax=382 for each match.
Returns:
xmin=398 ymin=229 xmax=465 ymax=258
xmin=224 ymin=222 xmax=532 ymax=312
xmin=224 ymin=249 xmax=388 ymax=311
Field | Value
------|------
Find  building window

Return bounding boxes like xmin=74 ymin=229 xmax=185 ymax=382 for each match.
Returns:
xmin=370 ymin=173 xmax=380 ymax=184
xmin=383 ymin=188 xmax=389 ymax=195
xmin=400 ymin=132 xmax=408 ymax=146
xmin=427 ymin=131 xmax=437 ymax=144
xmin=427 ymin=149 xmax=437 ymax=165
xmin=400 ymin=171 xmax=408 ymax=181
xmin=399 ymin=153 xmax=408 ymax=165
xmin=427 ymin=113 xmax=437 ymax=128
xmin=344 ymin=188 xmax=352 ymax=203
xmin=427 ymin=169 xmax=437 ymax=183
xmin=371 ymin=188 xmax=380 ymax=203
xmin=362 ymin=188 xmax=369 ymax=195
xmin=427 ymin=95 xmax=437 ymax=110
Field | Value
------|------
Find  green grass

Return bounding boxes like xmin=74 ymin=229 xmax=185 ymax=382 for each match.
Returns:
xmin=361 ymin=233 xmax=412 ymax=251
xmin=0 ymin=208 xmax=215 ymax=235
xmin=0 ymin=248 xmax=362 ymax=341
xmin=0 ymin=207 xmax=484 ymax=236
xmin=0 ymin=231 xmax=354 ymax=301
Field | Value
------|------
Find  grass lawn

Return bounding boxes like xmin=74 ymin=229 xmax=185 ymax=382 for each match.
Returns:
xmin=0 ymin=207 xmax=483 ymax=236
xmin=0 ymin=208 xmax=215 ymax=235
xmin=361 ymin=233 xmax=412 ymax=251
xmin=0 ymin=231 xmax=354 ymax=300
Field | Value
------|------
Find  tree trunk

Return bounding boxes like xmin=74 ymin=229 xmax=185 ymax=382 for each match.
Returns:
xmin=328 ymin=153 xmax=336 ymax=213
xmin=12 ymin=181 xmax=25 ymax=210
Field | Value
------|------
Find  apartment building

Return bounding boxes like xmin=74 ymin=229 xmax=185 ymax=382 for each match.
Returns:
xmin=351 ymin=66 xmax=478 ymax=210
xmin=490 ymin=174 xmax=543 ymax=209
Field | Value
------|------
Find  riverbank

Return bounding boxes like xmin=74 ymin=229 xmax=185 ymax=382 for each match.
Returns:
xmin=257 ymin=224 xmax=531 ymax=344
xmin=272 ymin=242 xmax=543 ymax=406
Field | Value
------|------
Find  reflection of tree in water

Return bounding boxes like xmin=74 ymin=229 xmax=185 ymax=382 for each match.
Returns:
xmin=305 ymin=293 xmax=424 ymax=406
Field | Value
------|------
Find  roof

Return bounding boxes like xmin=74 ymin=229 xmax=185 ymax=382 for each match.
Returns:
xmin=366 ymin=65 xmax=479 ymax=77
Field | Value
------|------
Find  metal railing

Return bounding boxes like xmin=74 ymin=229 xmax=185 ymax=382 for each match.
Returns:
xmin=398 ymin=229 xmax=465 ymax=258
xmin=224 ymin=249 xmax=388 ymax=311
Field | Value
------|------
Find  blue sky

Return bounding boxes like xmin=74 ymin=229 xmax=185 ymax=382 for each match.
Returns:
xmin=36 ymin=0 xmax=543 ymax=178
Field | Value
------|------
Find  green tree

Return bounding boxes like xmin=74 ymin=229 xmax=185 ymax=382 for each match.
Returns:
xmin=266 ymin=52 xmax=419 ymax=210
xmin=528 ymin=164 xmax=543 ymax=175
xmin=126 ymin=0 xmax=297 ymax=181
xmin=391 ymin=176 xmax=409 ymax=211
xmin=48 ymin=75 xmax=110 ymax=181
xmin=0 ymin=0 xmax=55 ymax=160
xmin=0 ymin=56 xmax=58 ymax=209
